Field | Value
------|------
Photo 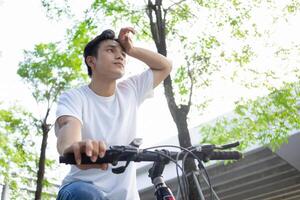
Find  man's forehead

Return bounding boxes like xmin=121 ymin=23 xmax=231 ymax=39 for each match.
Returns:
xmin=102 ymin=40 xmax=122 ymax=48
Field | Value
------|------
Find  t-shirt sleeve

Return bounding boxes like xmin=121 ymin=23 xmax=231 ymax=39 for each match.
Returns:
xmin=126 ymin=69 xmax=154 ymax=106
xmin=56 ymin=89 xmax=83 ymax=127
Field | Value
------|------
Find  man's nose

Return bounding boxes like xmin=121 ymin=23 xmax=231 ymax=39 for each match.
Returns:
xmin=116 ymin=52 xmax=124 ymax=60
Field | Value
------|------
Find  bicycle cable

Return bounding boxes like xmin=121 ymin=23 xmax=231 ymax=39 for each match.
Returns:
xmin=145 ymin=144 xmax=215 ymax=200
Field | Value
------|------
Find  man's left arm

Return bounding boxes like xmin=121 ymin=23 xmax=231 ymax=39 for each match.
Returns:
xmin=118 ymin=27 xmax=172 ymax=88
xmin=127 ymin=47 xmax=172 ymax=88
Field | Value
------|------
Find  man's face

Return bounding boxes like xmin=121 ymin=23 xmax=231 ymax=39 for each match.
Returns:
xmin=92 ymin=39 xmax=126 ymax=80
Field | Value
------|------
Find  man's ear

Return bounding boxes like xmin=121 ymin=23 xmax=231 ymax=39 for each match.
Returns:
xmin=86 ymin=56 xmax=96 ymax=70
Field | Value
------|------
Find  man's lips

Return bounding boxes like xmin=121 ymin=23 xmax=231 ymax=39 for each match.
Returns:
xmin=114 ymin=62 xmax=124 ymax=68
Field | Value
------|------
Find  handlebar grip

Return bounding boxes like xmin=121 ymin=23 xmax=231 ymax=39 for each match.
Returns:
xmin=59 ymin=153 xmax=111 ymax=165
xmin=209 ymin=151 xmax=243 ymax=160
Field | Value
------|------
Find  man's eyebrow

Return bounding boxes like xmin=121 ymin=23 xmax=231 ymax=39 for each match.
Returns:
xmin=106 ymin=44 xmax=126 ymax=54
xmin=106 ymin=44 xmax=119 ymax=48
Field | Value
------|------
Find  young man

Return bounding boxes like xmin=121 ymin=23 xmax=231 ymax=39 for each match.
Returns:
xmin=55 ymin=27 xmax=172 ymax=200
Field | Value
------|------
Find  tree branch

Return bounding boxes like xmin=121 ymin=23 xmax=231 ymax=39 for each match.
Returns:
xmin=166 ymin=0 xmax=197 ymax=18
xmin=43 ymin=107 xmax=50 ymax=126
xmin=163 ymin=75 xmax=179 ymax=120
xmin=187 ymin=63 xmax=194 ymax=111
xmin=166 ymin=0 xmax=187 ymax=12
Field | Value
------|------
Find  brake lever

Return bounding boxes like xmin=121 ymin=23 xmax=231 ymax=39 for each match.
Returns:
xmin=110 ymin=145 xmax=141 ymax=173
xmin=191 ymin=141 xmax=240 ymax=152
xmin=219 ymin=141 xmax=240 ymax=149
xmin=193 ymin=144 xmax=215 ymax=152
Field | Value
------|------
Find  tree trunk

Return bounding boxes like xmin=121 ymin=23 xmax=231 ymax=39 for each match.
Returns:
xmin=34 ymin=123 xmax=49 ymax=200
xmin=174 ymin=107 xmax=199 ymax=199
xmin=1 ymin=183 xmax=8 ymax=200
xmin=147 ymin=0 xmax=200 ymax=199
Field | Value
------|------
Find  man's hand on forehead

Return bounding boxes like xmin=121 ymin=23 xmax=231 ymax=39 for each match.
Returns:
xmin=118 ymin=27 xmax=135 ymax=54
xmin=119 ymin=27 xmax=135 ymax=40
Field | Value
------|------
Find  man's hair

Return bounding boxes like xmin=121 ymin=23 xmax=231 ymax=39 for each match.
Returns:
xmin=83 ymin=29 xmax=118 ymax=77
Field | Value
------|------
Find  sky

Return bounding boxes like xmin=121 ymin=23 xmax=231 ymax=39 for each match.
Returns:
xmin=1 ymin=0 xmax=300 ymax=185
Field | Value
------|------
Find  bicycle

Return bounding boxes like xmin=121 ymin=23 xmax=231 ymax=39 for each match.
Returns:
xmin=59 ymin=138 xmax=242 ymax=200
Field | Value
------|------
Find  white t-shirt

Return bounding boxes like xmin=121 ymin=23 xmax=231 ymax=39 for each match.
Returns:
xmin=56 ymin=69 xmax=154 ymax=200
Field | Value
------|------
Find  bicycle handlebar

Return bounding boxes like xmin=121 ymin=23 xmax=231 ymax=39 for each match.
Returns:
xmin=59 ymin=142 xmax=243 ymax=200
xmin=59 ymin=145 xmax=242 ymax=165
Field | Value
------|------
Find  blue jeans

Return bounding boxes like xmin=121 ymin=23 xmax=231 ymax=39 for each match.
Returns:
xmin=56 ymin=181 xmax=108 ymax=200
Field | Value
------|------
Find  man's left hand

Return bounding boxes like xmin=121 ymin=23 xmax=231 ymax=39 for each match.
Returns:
xmin=118 ymin=27 xmax=135 ymax=54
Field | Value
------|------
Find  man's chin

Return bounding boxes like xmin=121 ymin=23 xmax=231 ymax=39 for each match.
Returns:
xmin=114 ymin=71 xmax=125 ymax=79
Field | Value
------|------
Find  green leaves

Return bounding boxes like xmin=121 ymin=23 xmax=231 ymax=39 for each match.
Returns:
xmin=0 ymin=105 xmax=38 ymax=198
xmin=225 ymin=45 xmax=254 ymax=67
xmin=195 ymin=0 xmax=219 ymax=9
xmin=200 ymin=81 xmax=300 ymax=151
xmin=285 ymin=0 xmax=300 ymax=14
xmin=174 ymin=66 xmax=189 ymax=96
xmin=167 ymin=3 xmax=192 ymax=31
xmin=41 ymin=0 xmax=72 ymax=20
xmin=90 ymin=0 xmax=149 ymax=37
xmin=92 ymin=0 xmax=128 ymax=15
xmin=18 ymin=40 xmax=86 ymax=104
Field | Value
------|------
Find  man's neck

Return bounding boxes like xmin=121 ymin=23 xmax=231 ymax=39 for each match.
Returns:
xmin=88 ymin=77 xmax=116 ymax=97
